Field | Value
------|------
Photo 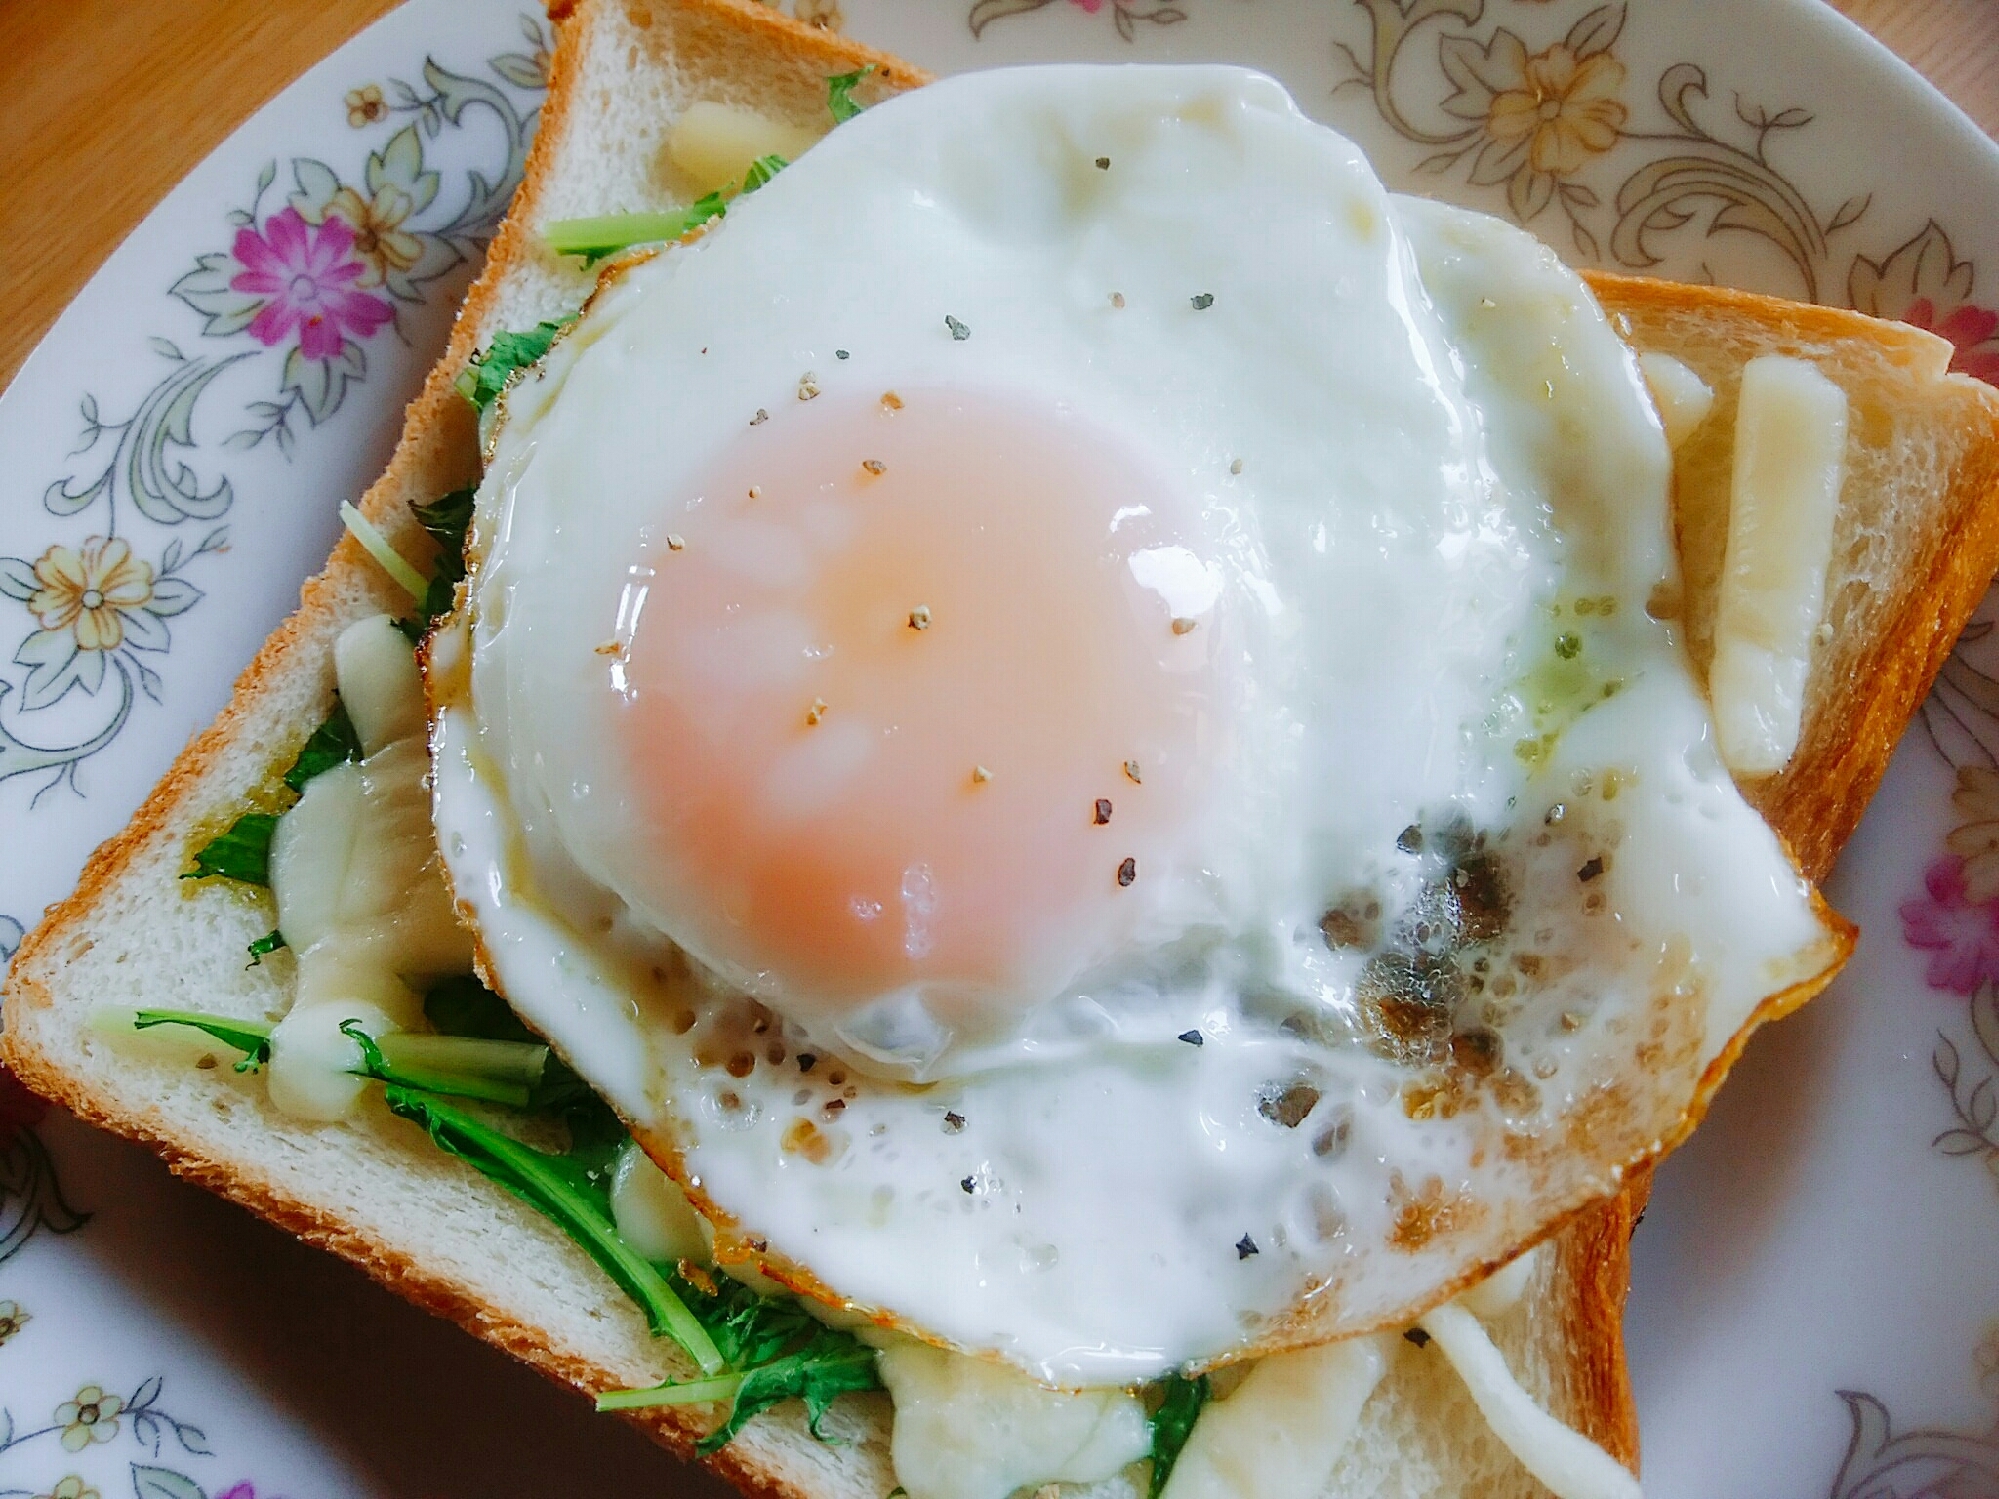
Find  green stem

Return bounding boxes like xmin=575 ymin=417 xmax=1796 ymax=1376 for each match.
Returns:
xmin=596 ymin=1372 xmax=745 ymax=1412
xmin=132 ymin=1010 xmax=274 ymax=1070
xmin=381 ymin=1084 xmax=726 ymax=1375
xmin=377 ymin=1032 xmax=548 ymax=1087
xmin=545 ymin=203 xmax=719 ymax=260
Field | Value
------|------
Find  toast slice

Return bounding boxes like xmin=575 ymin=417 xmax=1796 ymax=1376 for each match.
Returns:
xmin=7 ymin=4 xmax=1999 ymax=1497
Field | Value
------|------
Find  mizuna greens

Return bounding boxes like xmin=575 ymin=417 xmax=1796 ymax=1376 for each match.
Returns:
xmin=118 ymin=982 xmax=887 ymax=1448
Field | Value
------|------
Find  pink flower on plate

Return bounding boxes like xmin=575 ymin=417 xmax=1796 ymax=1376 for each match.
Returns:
xmin=1848 ymin=222 xmax=1999 ymax=387
xmin=215 ymin=1485 xmax=260 ymax=1499
xmin=1901 ymin=854 xmax=1999 ymax=995
xmin=228 ymin=207 xmax=393 ymax=361
xmin=1068 ymin=0 xmax=1103 ymax=10
xmin=1903 ymin=296 xmax=1999 ymax=385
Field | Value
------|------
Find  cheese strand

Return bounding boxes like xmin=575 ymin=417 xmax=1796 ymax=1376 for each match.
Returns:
xmin=1419 ymin=1301 xmax=1641 ymax=1499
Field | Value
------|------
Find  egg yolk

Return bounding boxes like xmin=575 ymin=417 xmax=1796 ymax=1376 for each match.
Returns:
xmin=616 ymin=387 xmax=1222 ymax=1041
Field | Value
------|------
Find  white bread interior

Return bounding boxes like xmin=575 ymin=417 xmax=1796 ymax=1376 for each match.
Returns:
xmin=7 ymin=4 xmax=1999 ymax=1498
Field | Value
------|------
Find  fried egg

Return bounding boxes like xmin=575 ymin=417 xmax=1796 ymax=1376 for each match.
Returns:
xmin=430 ymin=65 xmax=1847 ymax=1385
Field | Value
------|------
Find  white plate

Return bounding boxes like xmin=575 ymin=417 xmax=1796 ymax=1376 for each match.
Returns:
xmin=3 ymin=2 xmax=1998 ymax=1495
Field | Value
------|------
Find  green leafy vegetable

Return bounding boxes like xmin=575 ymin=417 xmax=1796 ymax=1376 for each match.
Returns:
xmin=423 ymin=975 xmax=621 ymax=1143
xmin=184 ymin=812 xmax=279 ymax=884
xmin=692 ymin=1315 xmax=879 ymax=1450
xmin=284 ymin=699 xmax=363 ymax=792
xmin=741 ymin=153 xmax=787 ymax=191
xmin=408 ymin=486 xmax=475 ymax=625
xmin=598 ymin=1267 xmax=883 ymax=1451
xmin=1147 ymin=1373 xmax=1211 ymax=1499
xmin=411 ymin=487 xmax=476 ymax=553
xmin=378 ymin=1082 xmax=726 ymax=1373
xmin=826 ymin=65 xmax=874 ymax=123
xmin=543 ymin=197 xmax=723 ymax=267
xmin=129 ymin=982 xmax=865 ymax=1451
xmin=596 ymin=1371 xmax=745 ymax=1412
xmin=546 ymin=148 xmax=794 ymax=268
xmin=132 ymin=1010 xmax=273 ymax=1073
xmin=456 ymin=317 xmax=578 ymax=411
xmin=246 ymin=930 xmax=287 ymax=965
xmin=341 ymin=1021 xmax=540 ymax=1108
xmin=425 ymin=973 xmax=539 ymax=1042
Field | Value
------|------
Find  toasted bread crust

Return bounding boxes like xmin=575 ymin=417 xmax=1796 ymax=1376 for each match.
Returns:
xmin=9 ymin=11 xmax=1999 ymax=1498
xmin=1584 ymin=268 xmax=1999 ymax=883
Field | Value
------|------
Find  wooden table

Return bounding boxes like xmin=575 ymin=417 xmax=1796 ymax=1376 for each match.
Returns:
xmin=0 ymin=0 xmax=1994 ymax=391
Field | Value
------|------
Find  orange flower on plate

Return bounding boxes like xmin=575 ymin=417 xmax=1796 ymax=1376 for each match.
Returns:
xmin=346 ymin=84 xmax=386 ymax=128
xmin=323 ymin=182 xmax=424 ymax=288
xmin=1484 ymin=43 xmax=1627 ymax=177
xmin=1439 ymin=14 xmax=1629 ymax=223
xmin=1947 ymin=765 xmax=1999 ymax=902
xmin=28 ymin=537 xmax=154 ymax=651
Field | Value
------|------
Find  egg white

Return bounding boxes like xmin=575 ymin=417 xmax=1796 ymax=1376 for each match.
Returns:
xmin=431 ymin=65 xmax=1845 ymax=1383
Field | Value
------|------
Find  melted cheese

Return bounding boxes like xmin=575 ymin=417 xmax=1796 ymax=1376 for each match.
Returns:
xmin=1636 ymin=352 xmax=1714 ymax=450
xmin=1159 ymin=1336 xmax=1393 ymax=1499
xmin=666 ymin=102 xmax=826 ymax=196
xmin=264 ymin=615 xmax=471 ymax=1118
xmin=873 ymin=1339 xmax=1151 ymax=1499
xmin=1710 ymin=354 xmax=1849 ymax=776
xmin=335 ymin=614 xmax=426 ymax=753
xmin=1419 ymin=1302 xmax=1641 ymax=1499
xmin=609 ymin=1139 xmax=714 ymax=1264
xmin=1453 ymin=1244 xmax=1541 ymax=1319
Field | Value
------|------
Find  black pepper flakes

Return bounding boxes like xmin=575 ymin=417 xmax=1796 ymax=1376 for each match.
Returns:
xmin=960 ymin=1175 xmax=977 ymax=1194
xmin=1178 ymin=1029 xmax=1204 ymax=1047
xmin=1117 ymin=856 xmax=1137 ymax=887
xmin=945 ymin=314 xmax=971 ymax=341
xmin=1396 ymin=824 xmax=1424 ymax=855
xmin=836 ymin=349 xmax=850 ymax=360
xmin=1191 ymin=293 xmax=1215 ymax=310
xmin=750 ymin=407 xmax=769 ymax=426
xmin=798 ymin=1053 xmax=818 ymax=1073
xmin=1404 ymin=1327 xmax=1431 ymax=1348
xmin=1093 ymin=798 xmax=1113 ymax=826
xmin=1578 ymin=855 xmax=1605 ymax=882
xmin=1235 ymin=1234 xmax=1259 ymax=1259
xmin=1095 ymin=155 xmax=1111 ymax=169
xmin=943 ymin=1111 xmax=966 ymax=1133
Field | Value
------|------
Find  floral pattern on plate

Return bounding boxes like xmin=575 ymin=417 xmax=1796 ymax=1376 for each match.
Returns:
xmin=0 ymin=15 xmax=555 ymax=1499
xmin=0 ymin=19 xmax=546 ymax=813
xmin=1327 ymin=0 xmax=1999 ymax=377
xmin=968 ymin=0 xmax=1190 ymax=42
